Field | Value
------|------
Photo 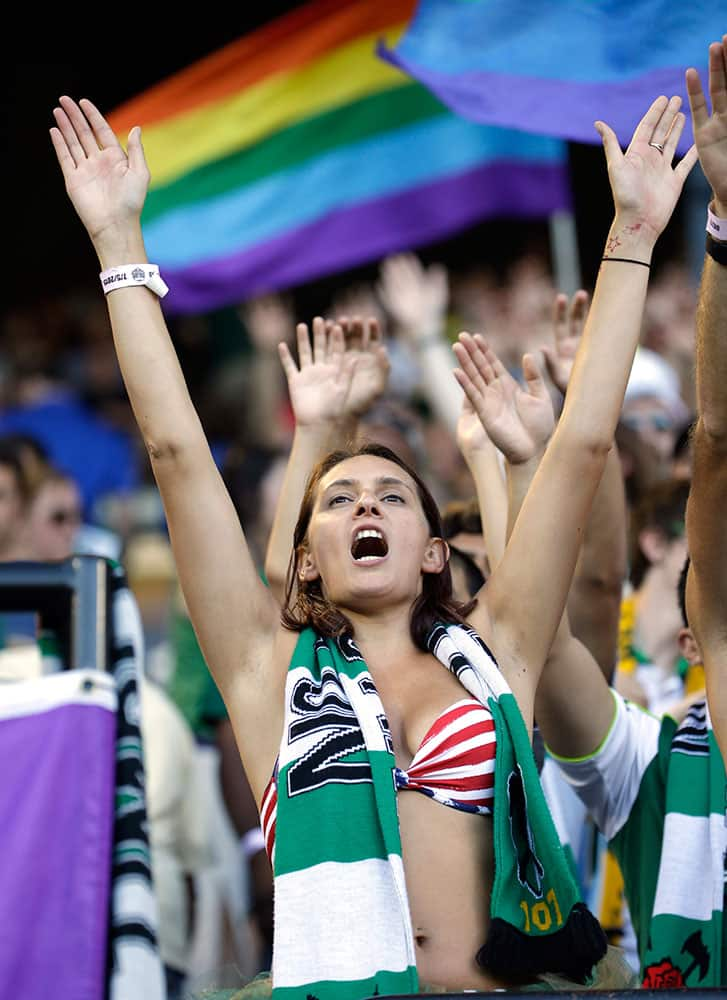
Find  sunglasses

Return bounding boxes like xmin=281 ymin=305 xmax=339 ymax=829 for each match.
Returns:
xmin=621 ymin=412 xmax=674 ymax=433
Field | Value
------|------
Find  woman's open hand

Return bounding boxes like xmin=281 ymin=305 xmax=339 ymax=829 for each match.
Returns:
xmin=278 ymin=318 xmax=356 ymax=428
xmin=596 ymin=95 xmax=698 ymax=247
xmin=50 ymin=96 xmax=149 ymax=245
xmin=334 ymin=315 xmax=390 ymax=418
xmin=453 ymin=333 xmax=555 ymax=465
xmin=542 ymin=289 xmax=590 ymax=395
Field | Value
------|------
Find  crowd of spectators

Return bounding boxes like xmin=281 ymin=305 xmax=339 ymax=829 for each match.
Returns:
xmin=0 ymin=239 xmax=701 ymax=992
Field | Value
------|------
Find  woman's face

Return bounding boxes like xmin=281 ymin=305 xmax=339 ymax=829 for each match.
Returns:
xmin=301 ymin=455 xmax=446 ymax=612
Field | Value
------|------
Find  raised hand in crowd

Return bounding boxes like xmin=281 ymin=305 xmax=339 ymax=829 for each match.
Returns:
xmin=687 ymin=36 xmax=727 ymax=218
xmin=541 ymin=289 xmax=590 ymax=397
xmin=242 ymin=294 xmax=296 ymax=355
xmin=454 ymin=334 xmax=554 ymax=558
xmin=454 ymin=335 xmax=554 ymax=469
xmin=376 ymin=252 xmax=464 ymax=434
xmin=452 ymin=320 xmax=625 ymax=690
xmin=376 ymin=252 xmax=449 ymax=345
xmin=451 ymin=321 xmax=623 ymax=724
xmin=684 ymin=35 xmax=727 ymax=760
xmin=328 ymin=315 xmax=391 ymax=421
xmin=454 ymin=356 xmax=507 ymax=572
xmin=277 ymin=318 xmax=359 ymax=431
xmin=275 ymin=314 xmax=389 ymax=434
xmin=238 ymin=294 xmax=298 ymax=449
xmin=264 ymin=315 xmax=389 ymax=602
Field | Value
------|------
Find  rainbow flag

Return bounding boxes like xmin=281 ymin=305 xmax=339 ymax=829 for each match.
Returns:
xmin=381 ymin=0 xmax=722 ymax=156
xmin=108 ymin=0 xmax=570 ymax=315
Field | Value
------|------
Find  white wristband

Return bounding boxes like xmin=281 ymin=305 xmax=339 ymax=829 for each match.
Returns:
xmin=706 ymin=204 xmax=727 ymax=243
xmin=99 ymin=264 xmax=169 ymax=298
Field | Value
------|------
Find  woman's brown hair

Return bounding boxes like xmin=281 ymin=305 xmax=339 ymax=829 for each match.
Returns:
xmin=281 ymin=443 xmax=477 ymax=650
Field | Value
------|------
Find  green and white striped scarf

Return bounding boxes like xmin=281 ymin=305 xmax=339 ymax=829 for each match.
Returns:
xmin=272 ymin=623 xmax=606 ymax=999
xmin=617 ymin=700 xmax=727 ymax=989
xmin=272 ymin=627 xmax=416 ymax=999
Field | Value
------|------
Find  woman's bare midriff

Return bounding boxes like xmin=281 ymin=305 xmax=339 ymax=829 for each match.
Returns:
xmin=397 ymin=788 xmax=501 ymax=991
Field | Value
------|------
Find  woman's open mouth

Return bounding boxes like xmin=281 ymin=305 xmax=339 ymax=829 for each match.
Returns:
xmin=351 ymin=528 xmax=389 ymax=562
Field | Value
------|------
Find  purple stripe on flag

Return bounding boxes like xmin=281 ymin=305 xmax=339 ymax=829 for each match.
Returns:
xmin=162 ymin=159 xmax=570 ymax=313
xmin=380 ymin=49 xmax=697 ymax=154
xmin=0 ymin=700 xmax=116 ymax=1000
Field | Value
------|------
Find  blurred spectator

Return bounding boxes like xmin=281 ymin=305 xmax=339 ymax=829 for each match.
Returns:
xmin=0 ymin=441 xmax=30 ymax=561
xmin=0 ymin=433 xmax=51 ymax=495
xmin=236 ymin=294 xmax=297 ymax=451
xmin=0 ymin=368 xmax=139 ymax=521
xmin=615 ymin=346 xmax=693 ymax=513
xmin=165 ymin=588 xmax=265 ymax=990
xmin=124 ymin=531 xmax=178 ymax=658
xmin=503 ymin=254 xmax=558 ymax=366
xmin=0 ymin=441 xmax=37 ymax=667
xmin=615 ymin=418 xmax=669 ymax=510
xmin=140 ymin=674 xmax=213 ymax=1000
xmin=449 ymin=264 xmax=509 ymax=350
xmin=441 ymin=496 xmax=490 ymax=582
xmin=621 ymin=346 xmax=690 ymax=468
xmin=221 ymin=444 xmax=289 ymax=570
xmin=641 ymin=263 xmax=698 ymax=412
xmin=377 ymin=252 xmax=454 ymax=420
xmin=23 ymin=468 xmax=82 ymax=562
xmin=615 ymin=478 xmax=691 ymax=713
xmin=355 ymin=398 xmax=428 ymax=480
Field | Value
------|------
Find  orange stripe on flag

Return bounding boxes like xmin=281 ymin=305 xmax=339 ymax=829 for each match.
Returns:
xmin=109 ymin=0 xmax=416 ymax=132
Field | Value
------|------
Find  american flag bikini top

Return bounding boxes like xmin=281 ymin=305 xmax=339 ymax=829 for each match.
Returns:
xmin=261 ymin=696 xmax=496 ymax=863
xmin=394 ymin=697 xmax=496 ymax=814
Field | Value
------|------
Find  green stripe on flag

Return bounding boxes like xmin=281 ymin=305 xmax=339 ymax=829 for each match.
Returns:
xmin=143 ymin=83 xmax=447 ymax=223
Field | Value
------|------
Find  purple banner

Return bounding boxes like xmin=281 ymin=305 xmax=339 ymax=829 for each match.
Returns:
xmin=0 ymin=696 xmax=116 ymax=999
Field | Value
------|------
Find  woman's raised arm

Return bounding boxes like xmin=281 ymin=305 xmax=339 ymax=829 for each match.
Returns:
xmin=457 ymin=95 xmax=697 ymax=710
xmin=50 ymin=97 xmax=280 ymax=712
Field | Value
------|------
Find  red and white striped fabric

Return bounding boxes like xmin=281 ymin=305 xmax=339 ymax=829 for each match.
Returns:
xmin=259 ymin=697 xmax=496 ymax=864
xmin=260 ymin=766 xmax=279 ymax=866
xmin=395 ymin=698 xmax=496 ymax=814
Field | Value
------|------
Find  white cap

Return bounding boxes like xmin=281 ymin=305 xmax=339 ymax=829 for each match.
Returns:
xmin=624 ymin=347 xmax=690 ymax=424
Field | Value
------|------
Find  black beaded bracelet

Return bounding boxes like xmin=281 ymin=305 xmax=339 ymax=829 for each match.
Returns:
xmin=601 ymin=256 xmax=651 ymax=268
